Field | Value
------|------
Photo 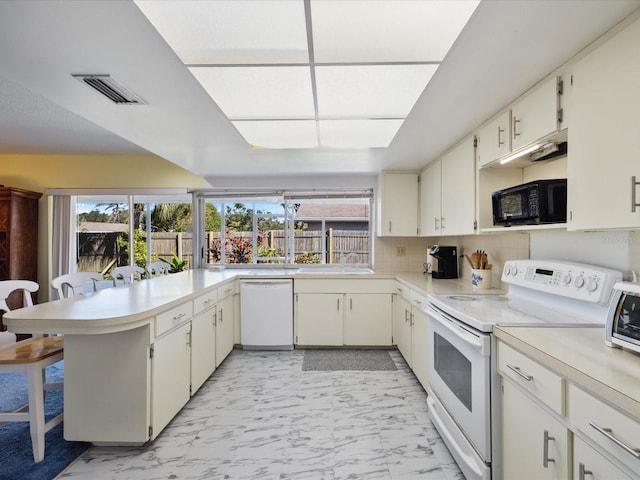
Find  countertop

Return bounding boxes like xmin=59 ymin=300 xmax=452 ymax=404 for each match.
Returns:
xmin=494 ymin=325 xmax=640 ymax=419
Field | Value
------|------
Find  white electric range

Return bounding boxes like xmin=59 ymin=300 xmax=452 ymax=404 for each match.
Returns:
xmin=425 ymin=259 xmax=623 ymax=480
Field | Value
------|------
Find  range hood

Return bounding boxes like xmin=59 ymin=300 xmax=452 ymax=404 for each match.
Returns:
xmin=487 ymin=129 xmax=568 ymax=169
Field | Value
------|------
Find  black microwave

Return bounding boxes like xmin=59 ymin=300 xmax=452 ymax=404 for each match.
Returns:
xmin=492 ymin=179 xmax=567 ymax=226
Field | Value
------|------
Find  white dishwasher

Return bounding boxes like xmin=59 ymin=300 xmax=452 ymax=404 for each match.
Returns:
xmin=240 ymin=279 xmax=293 ymax=350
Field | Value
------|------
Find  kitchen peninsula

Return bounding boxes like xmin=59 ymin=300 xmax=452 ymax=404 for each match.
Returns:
xmin=4 ymin=268 xmax=482 ymax=445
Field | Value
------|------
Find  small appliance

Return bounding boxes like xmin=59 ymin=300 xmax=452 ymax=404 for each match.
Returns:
xmin=606 ymin=281 xmax=640 ymax=353
xmin=492 ymin=179 xmax=567 ymax=226
xmin=428 ymin=245 xmax=458 ymax=279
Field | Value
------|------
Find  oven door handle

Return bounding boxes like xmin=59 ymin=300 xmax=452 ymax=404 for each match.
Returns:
xmin=428 ymin=305 xmax=490 ymax=356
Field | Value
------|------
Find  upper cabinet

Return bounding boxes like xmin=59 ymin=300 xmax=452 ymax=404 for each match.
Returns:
xmin=477 ymin=110 xmax=511 ymax=168
xmin=511 ymin=76 xmax=563 ymax=151
xmin=420 ymin=136 xmax=476 ymax=237
xmin=568 ymin=15 xmax=640 ymax=230
xmin=376 ymin=171 xmax=419 ymax=237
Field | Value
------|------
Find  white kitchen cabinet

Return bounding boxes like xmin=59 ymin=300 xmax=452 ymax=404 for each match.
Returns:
xmin=410 ymin=303 xmax=429 ymax=390
xmin=393 ymin=284 xmax=412 ymax=366
xmin=295 ymin=279 xmax=394 ymax=346
xmin=511 ymin=76 xmax=561 ymax=151
xmin=568 ymin=16 xmax=640 ymax=230
xmin=420 ymin=136 xmax=476 ymax=236
xmin=377 ymin=171 xmax=419 ymax=236
xmin=344 ymin=293 xmax=392 ymax=346
xmin=502 ymin=380 xmax=569 ymax=480
xmin=296 ymin=293 xmax=344 ymax=346
xmin=573 ymin=436 xmax=633 ymax=480
xmin=151 ymin=321 xmax=192 ymax=438
xmin=215 ymin=286 xmax=235 ymax=367
xmin=191 ymin=291 xmax=217 ymax=394
xmin=476 ymin=110 xmax=511 ymax=167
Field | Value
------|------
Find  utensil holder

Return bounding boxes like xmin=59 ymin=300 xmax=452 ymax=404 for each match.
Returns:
xmin=471 ymin=269 xmax=491 ymax=291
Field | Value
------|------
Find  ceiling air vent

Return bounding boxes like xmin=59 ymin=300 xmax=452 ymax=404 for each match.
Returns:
xmin=72 ymin=74 xmax=145 ymax=105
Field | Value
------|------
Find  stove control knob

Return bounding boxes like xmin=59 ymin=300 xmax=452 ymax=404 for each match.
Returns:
xmin=510 ymin=265 xmax=518 ymax=276
xmin=587 ymin=278 xmax=599 ymax=292
xmin=562 ymin=274 xmax=572 ymax=285
xmin=574 ymin=275 xmax=585 ymax=289
xmin=504 ymin=265 xmax=511 ymax=276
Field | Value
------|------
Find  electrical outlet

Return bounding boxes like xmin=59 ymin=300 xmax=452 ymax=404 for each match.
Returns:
xmin=396 ymin=246 xmax=406 ymax=256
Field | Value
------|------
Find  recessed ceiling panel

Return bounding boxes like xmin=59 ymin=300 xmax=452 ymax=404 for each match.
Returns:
xmin=134 ymin=0 xmax=309 ymax=64
xmin=233 ymin=120 xmax=318 ymax=149
xmin=190 ymin=66 xmax=315 ymax=119
xmin=316 ymin=65 xmax=438 ymax=117
xmin=320 ymin=119 xmax=403 ymax=148
xmin=311 ymin=0 xmax=480 ymax=63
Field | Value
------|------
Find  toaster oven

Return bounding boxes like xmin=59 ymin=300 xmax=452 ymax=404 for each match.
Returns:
xmin=606 ymin=282 xmax=640 ymax=353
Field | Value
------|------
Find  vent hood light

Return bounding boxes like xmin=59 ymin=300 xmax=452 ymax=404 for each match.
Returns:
xmin=72 ymin=74 xmax=146 ymax=105
xmin=530 ymin=142 xmax=567 ymax=161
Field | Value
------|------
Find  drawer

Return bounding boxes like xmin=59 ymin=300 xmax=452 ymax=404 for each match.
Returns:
xmin=410 ymin=290 xmax=428 ymax=311
xmin=194 ymin=289 xmax=217 ymax=315
xmin=573 ymin=435 xmax=633 ymax=480
xmin=569 ymin=383 xmax=640 ymax=471
xmin=217 ymin=282 xmax=236 ymax=300
xmin=156 ymin=302 xmax=193 ymax=337
xmin=497 ymin=341 xmax=564 ymax=414
xmin=394 ymin=282 xmax=411 ymax=301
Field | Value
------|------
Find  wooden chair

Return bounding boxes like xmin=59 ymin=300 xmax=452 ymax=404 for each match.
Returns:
xmin=146 ymin=261 xmax=167 ymax=278
xmin=0 ymin=280 xmax=64 ymax=463
xmin=51 ymin=272 xmax=102 ymax=299
xmin=110 ymin=265 xmax=145 ymax=286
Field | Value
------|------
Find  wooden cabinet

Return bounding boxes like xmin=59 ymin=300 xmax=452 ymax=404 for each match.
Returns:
xmin=215 ymin=284 xmax=235 ymax=367
xmin=502 ymin=380 xmax=569 ymax=480
xmin=420 ymin=136 xmax=476 ymax=237
xmin=295 ymin=279 xmax=393 ymax=346
xmin=151 ymin=321 xmax=191 ymax=438
xmin=0 ymin=187 xmax=41 ymax=332
xmin=568 ymin=16 xmax=640 ymax=230
xmin=376 ymin=172 xmax=419 ymax=236
xmin=476 ymin=110 xmax=511 ymax=168
xmin=511 ymin=76 xmax=561 ymax=151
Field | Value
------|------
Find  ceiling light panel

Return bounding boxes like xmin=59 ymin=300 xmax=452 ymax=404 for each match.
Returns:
xmin=319 ymin=119 xmax=404 ymax=148
xmin=310 ymin=0 xmax=480 ymax=63
xmin=315 ymin=65 xmax=438 ymax=117
xmin=190 ymin=66 xmax=315 ymax=119
xmin=232 ymin=120 xmax=318 ymax=149
xmin=134 ymin=0 xmax=309 ymax=64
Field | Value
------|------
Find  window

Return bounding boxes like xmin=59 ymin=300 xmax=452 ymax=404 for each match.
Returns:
xmin=194 ymin=190 xmax=372 ymax=268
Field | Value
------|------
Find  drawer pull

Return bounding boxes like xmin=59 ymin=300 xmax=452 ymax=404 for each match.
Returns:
xmin=203 ymin=298 xmax=213 ymax=305
xmin=507 ymin=364 xmax=533 ymax=382
xmin=589 ymin=422 xmax=640 ymax=459
xmin=173 ymin=313 xmax=186 ymax=321
xmin=543 ymin=430 xmax=555 ymax=468
xmin=578 ymin=463 xmax=592 ymax=480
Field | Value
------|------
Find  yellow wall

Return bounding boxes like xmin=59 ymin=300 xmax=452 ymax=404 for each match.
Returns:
xmin=1 ymin=154 xmax=208 ymax=300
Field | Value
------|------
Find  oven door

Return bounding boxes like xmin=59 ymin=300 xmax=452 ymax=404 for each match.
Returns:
xmin=427 ymin=304 xmax=492 ymax=462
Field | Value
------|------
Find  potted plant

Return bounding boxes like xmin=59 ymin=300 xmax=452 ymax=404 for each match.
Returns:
xmin=161 ymin=253 xmax=188 ymax=273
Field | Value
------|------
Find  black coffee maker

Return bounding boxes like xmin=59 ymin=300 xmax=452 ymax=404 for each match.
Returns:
xmin=428 ymin=245 xmax=458 ymax=279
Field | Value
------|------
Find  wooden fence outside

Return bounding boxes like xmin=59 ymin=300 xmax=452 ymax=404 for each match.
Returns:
xmin=78 ymin=229 xmax=369 ymax=274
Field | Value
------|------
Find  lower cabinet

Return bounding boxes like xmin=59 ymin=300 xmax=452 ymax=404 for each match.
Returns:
xmin=191 ymin=304 xmax=217 ymax=394
xmin=573 ymin=436 xmax=632 ymax=480
xmin=215 ymin=289 xmax=235 ymax=367
xmin=151 ymin=321 xmax=192 ymax=438
xmin=294 ymin=279 xmax=394 ymax=347
xmin=393 ymin=288 xmax=412 ymax=366
xmin=502 ymin=380 xmax=569 ymax=480
xmin=410 ymin=306 xmax=429 ymax=390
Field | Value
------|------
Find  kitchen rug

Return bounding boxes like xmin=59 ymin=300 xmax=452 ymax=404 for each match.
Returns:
xmin=302 ymin=349 xmax=397 ymax=371
xmin=0 ymin=361 xmax=90 ymax=480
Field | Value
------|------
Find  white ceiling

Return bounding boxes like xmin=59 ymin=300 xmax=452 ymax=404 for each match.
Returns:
xmin=0 ymin=0 xmax=639 ymax=182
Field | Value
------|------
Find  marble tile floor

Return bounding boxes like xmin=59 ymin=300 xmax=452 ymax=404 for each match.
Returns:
xmin=58 ymin=349 xmax=464 ymax=480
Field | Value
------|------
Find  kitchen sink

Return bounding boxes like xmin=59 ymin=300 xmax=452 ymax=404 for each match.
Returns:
xmin=296 ymin=267 xmax=374 ymax=274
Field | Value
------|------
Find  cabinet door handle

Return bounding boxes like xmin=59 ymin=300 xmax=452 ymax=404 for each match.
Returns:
xmin=440 ymin=217 xmax=445 ymax=229
xmin=388 ymin=221 xmax=392 ymax=233
xmin=513 ymin=116 xmax=520 ymax=138
xmin=632 ymin=176 xmax=639 ymax=213
xmin=410 ymin=312 xmax=414 ymax=327
xmin=578 ymin=463 xmax=593 ymax=480
xmin=212 ymin=311 xmax=217 ymax=326
xmin=589 ymin=422 xmax=640 ymax=459
xmin=434 ymin=217 xmax=440 ymax=230
xmin=498 ymin=126 xmax=504 ymax=146
xmin=219 ymin=309 xmax=223 ymax=322
xmin=506 ymin=364 xmax=533 ymax=382
xmin=542 ymin=430 xmax=555 ymax=468
xmin=186 ymin=330 xmax=191 ymax=347
xmin=337 ymin=298 xmax=340 ymax=311
xmin=404 ymin=308 xmax=409 ymax=322
xmin=349 ymin=298 xmax=353 ymax=311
